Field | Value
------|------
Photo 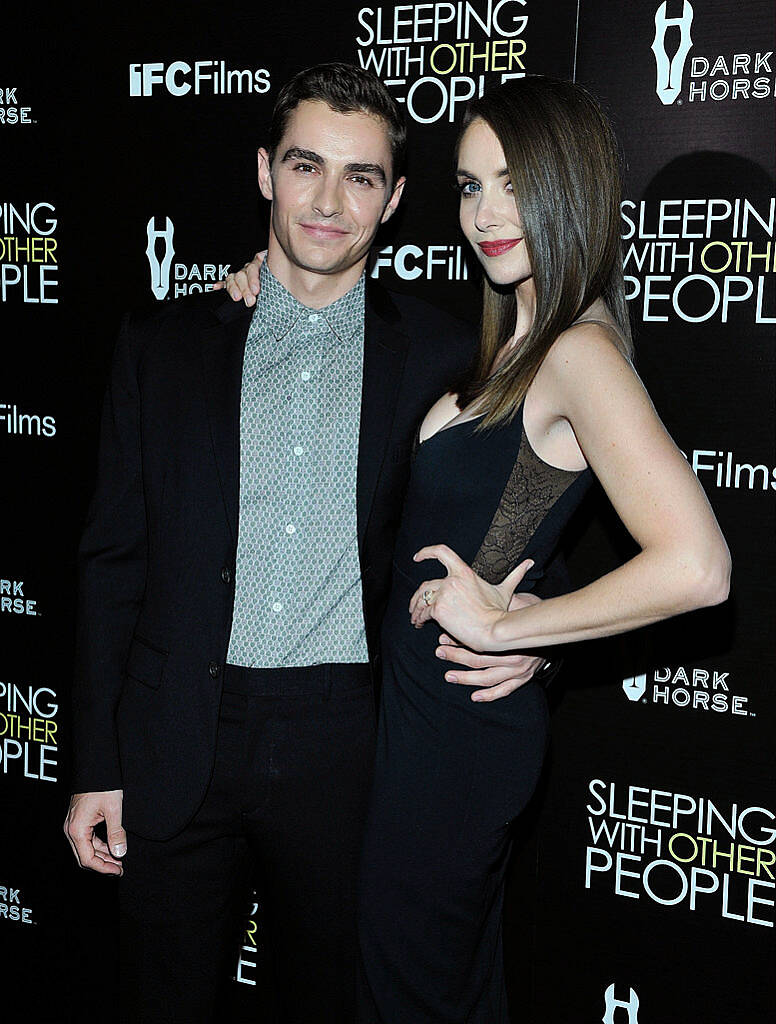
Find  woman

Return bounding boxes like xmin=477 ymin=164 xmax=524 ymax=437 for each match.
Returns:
xmin=227 ymin=77 xmax=730 ymax=1023
xmin=357 ymin=76 xmax=729 ymax=1024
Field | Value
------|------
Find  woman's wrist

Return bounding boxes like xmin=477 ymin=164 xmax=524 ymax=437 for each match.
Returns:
xmin=484 ymin=609 xmax=512 ymax=651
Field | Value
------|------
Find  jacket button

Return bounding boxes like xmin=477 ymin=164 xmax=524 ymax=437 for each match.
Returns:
xmin=220 ymin=566 xmax=232 ymax=584
xmin=209 ymin=661 xmax=220 ymax=678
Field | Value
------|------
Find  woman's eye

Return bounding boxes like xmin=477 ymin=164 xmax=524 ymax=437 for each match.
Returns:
xmin=458 ymin=180 xmax=480 ymax=197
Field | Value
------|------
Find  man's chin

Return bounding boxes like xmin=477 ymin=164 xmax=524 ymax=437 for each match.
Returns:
xmin=289 ymin=247 xmax=362 ymax=277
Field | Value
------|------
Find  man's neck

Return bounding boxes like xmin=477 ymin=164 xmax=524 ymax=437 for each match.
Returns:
xmin=266 ymin=241 xmax=367 ymax=310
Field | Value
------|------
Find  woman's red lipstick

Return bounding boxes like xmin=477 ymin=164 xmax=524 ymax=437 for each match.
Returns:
xmin=478 ymin=238 xmax=522 ymax=257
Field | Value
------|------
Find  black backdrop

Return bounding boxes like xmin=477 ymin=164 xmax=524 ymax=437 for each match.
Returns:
xmin=1 ymin=2 xmax=774 ymax=1021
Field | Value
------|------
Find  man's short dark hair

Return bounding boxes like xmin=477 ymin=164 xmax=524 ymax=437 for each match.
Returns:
xmin=268 ymin=62 xmax=407 ymax=185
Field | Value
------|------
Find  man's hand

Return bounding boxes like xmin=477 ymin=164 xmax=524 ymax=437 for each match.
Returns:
xmin=63 ymin=790 xmax=126 ymax=876
xmin=436 ymin=639 xmax=546 ymax=702
xmin=212 ymin=251 xmax=266 ymax=306
xmin=435 ymin=638 xmax=545 ymax=702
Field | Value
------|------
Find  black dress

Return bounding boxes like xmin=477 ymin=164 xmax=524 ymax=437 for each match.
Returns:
xmin=358 ymin=399 xmax=592 ymax=1023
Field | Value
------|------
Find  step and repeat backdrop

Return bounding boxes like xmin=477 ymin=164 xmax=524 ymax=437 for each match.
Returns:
xmin=2 ymin=1 xmax=773 ymax=1021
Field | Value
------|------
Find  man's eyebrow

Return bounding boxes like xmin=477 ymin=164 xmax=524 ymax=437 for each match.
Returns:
xmin=345 ymin=162 xmax=387 ymax=186
xmin=282 ymin=146 xmax=324 ymax=164
xmin=281 ymin=150 xmax=387 ymax=185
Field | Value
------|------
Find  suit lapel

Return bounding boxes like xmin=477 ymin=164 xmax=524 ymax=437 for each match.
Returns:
xmin=200 ymin=295 xmax=253 ymax=546
xmin=358 ymin=282 xmax=410 ymax=549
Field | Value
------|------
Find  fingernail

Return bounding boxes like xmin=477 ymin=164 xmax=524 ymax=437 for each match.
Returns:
xmin=436 ymin=648 xmax=446 ymax=660
xmin=472 ymin=695 xmax=483 ymax=702
xmin=114 ymin=843 xmax=126 ymax=857
xmin=446 ymin=673 xmax=457 ymax=683
xmin=439 ymin=635 xmax=450 ymax=644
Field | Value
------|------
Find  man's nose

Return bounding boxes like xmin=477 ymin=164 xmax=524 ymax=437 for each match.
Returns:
xmin=312 ymin=175 xmax=343 ymax=218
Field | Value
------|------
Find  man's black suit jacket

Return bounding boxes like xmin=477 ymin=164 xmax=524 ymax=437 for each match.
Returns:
xmin=72 ymin=282 xmax=481 ymax=840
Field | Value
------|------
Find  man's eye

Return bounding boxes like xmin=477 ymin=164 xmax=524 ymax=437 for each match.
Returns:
xmin=351 ymin=175 xmax=374 ymax=187
xmin=294 ymin=163 xmax=317 ymax=173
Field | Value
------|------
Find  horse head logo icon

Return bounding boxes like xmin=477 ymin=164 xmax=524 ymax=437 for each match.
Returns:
xmin=146 ymin=217 xmax=176 ymax=299
xmin=602 ymin=983 xmax=640 ymax=1024
xmin=622 ymin=674 xmax=647 ymax=701
xmin=652 ymin=0 xmax=694 ymax=105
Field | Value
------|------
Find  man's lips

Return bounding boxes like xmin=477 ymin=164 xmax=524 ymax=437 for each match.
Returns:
xmin=299 ymin=222 xmax=349 ymax=240
xmin=477 ymin=238 xmax=522 ymax=257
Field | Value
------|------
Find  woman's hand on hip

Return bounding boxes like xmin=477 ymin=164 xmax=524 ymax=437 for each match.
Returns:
xmin=409 ymin=544 xmax=534 ymax=651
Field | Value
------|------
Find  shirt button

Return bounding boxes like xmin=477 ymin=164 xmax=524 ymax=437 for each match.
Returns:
xmin=285 ymin=523 xmax=296 ymax=535
xmin=272 ymin=601 xmax=283 ymax=612
xmin=301 ymin=371 xmax=311 ymax=381
xmin=208 ymin=661 xmax=220 ymax=678
xmin=293 ymin=445 xmax=304 ymax=456
xmin=220 ymin=566 xmax=232 ymax=584
xmin=308 ymin=313 xmax=320 ymax=323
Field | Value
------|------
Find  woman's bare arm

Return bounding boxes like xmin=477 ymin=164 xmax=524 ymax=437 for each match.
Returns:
xmin=410 ymin=323 xmax=731 ymax=651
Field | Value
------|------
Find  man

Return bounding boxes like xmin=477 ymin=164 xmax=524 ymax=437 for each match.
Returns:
xmin=63 ymin=63 xmax=551 ymax=1023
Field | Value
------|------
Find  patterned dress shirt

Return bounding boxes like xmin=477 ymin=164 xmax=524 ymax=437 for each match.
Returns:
xmin=226 ymin=262 xmax=369 ymax=667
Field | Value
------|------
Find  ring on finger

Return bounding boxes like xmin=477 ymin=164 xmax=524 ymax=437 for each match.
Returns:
xmin=422 ymin=589 xmax=435 ymax=606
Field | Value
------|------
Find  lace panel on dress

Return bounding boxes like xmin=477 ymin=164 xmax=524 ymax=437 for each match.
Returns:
xmin=471 ymin=425 xmax=582 ymax=584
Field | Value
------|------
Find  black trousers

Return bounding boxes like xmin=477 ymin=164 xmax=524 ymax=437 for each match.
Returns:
xmin=118 ymin=662 xmax=376 ymax=1024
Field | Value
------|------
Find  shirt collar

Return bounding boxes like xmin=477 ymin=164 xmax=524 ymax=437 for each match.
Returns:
xmin=255 ymin=261 xmax=365 ymax=344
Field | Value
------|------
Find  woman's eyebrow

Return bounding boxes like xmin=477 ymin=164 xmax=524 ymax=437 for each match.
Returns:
xmin=455 ymin=167 xmax=509 ymax=178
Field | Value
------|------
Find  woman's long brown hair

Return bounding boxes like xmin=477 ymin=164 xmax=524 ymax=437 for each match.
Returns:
xmin=456 ymin=76 xmax=633 ymax=428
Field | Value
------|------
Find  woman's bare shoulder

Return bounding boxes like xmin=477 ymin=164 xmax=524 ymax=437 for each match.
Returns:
xmin=542 ymin=318 xmax=632 ymax=384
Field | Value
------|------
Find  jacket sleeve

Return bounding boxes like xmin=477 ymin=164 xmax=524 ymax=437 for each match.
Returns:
xmin=70 ymin=313 xmax=148 ymax=793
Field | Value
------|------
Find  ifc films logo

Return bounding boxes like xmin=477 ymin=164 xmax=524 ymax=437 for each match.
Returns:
xmin=651 ymin=0 xmax=694 ymax=105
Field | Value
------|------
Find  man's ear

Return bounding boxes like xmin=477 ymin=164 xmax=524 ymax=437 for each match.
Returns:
xmin=257 ymin=148 xmax=274 ymax=201
xmin=381 ymin=176 xmax=406 ymax=225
